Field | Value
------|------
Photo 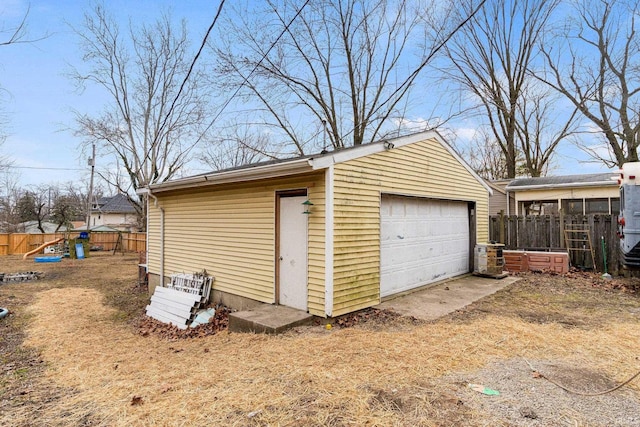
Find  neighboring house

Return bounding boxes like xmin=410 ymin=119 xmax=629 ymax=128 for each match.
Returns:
xmin=488 ymin=179 xmax=515 ymax=216
xmin=141 ymin=131 xmax=492 ymax=318
xmin=505 ymin=172 xmax=619 ymax=216
xmin=90 ymin=193 xmax=139 ymax=232
xmin=87 ymin=224 xmax=121 ymax=232
xmin=70 ymin=221 xmax=86 ymax=230
xmin=20 ymin=220 xmax=70 ymax=233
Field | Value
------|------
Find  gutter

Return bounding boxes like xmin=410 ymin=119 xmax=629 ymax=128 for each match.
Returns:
xmin=149 ymin=158 xmax=314 ymax=193
xmin=505 ymin=180 xmax=617 ymax=192
xmin=137 ymin=188 xmax=164 ymax=286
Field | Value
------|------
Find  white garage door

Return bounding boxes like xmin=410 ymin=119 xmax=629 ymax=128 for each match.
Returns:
xmin=380 ymin=195 xmax=470 ymax=297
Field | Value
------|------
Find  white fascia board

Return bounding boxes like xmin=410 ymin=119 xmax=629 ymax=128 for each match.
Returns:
xmin=486 ymin=182 xmax=507 ymax=195
xmin=310 ymin=143 xmax=385 ymax=169
xmin=309 ymin=130 xmax=493 ymax=196
xmin=429 ymin=131 xmax=494 ymax=196
xmin=386 ymin=130 xmax=440 ymax=148
xmin=148 ymin=159 xmax=313 ymax=193
xmin=310 ymin=130 xmax=436 ymax=170
xmin=507 ymin=181 xmax=618 ymax=192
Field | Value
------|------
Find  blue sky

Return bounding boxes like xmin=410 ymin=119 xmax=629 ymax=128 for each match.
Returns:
xmin=1 ymin=0 xmax=215 ymax=188
xmin=0 ymin=0 xmax=614 ymax=190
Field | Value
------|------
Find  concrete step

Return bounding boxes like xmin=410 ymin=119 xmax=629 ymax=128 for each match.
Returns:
xmin=228 ymin=304 xmax=314 ymax=334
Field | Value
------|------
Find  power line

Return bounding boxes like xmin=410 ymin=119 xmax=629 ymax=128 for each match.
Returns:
xmin=207 ymin=0 xmax=312 ymax=128
xmin=157 ymin=0 xmax=227 ymax=137
xmin=207 ymin=0 xmax=478 ymax=149
xmin=9 ymin=165 xmax=85 ymax=171
xmin=141 ymin=0 xmax=227 ymax=174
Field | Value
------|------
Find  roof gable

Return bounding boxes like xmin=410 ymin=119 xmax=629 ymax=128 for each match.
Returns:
xmin=144 ymin=130 xmax=491 ymax=194
xmin=310 ymin=130 xmax=491 ymax=194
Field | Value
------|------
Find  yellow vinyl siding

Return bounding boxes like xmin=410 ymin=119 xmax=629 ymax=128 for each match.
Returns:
xmin=147 ymin=203 xmax=161 ymax=264
xmin=332 ymin=179 xmax=380 ymax=316
xmin=306 ymin=179 xmax=326 ymax=315
xmin=331 ymin=137 xmax=489 ymax=316
xmin=147 ymin=134 xmax=487 ymax=318
xmin=147 ymin=172 xmax=326 ymax=316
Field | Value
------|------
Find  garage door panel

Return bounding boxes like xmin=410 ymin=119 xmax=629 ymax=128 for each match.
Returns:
xmin=381 ymin=196 xmax=469 ymax=297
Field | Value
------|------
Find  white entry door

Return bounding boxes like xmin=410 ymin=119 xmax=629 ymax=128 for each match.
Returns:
xmin=380 ymin=195 xmax=470 ymax=297
xmin=278 ymin=195 xmax=308 ymax=311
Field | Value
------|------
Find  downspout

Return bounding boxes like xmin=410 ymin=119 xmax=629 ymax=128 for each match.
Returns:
xmin=147 ymin=189 xmax=165 ymax=286
xmin=506 ymin=188 xmax=510 ymax=216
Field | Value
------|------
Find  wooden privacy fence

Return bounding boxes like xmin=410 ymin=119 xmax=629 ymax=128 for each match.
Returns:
xmin=489 ymin=214 xmax=620 ymax=274
xmin=0 ymin=232 xmax=146 ymax=256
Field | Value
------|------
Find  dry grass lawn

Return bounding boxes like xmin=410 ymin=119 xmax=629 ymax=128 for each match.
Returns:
xmin=1 ymin=253 xmax=640 ymax=426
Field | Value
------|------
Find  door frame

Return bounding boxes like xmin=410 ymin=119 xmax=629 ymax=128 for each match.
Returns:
xmin=468 ymin=201 xmax=477 ymax=272
xmin=275 ymin=189 xmax=308 ymax=305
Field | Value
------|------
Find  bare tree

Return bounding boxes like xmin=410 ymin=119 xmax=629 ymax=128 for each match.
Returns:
xmin=50 ymin=194 xmax=82 ymax=232
xmin=0 ymin=170 xmax=22 ymax=232
xmin=200 ymin=124 xmax=275 ymax=170
xmin=539 ymin=0 xmax=640 ymax=168
xmin=442 ymin=0 xmax=563 ymax=178
xmin=15 ymin=187 xmax=49 ymax=233
xmin=70 ymin=4 xmax=211 ymax=221
xmin=6 ymin=183 xmax=89 ymax=232
xmin=62 ymin=180 xmax=103 ymax=227
xmin=1 ymin=6 xmax=29 ymax=47
xmin=211 ymin=0 xmax=480 ymax=156
xmin=515 ymin=85 xmax=579 ymax=176
xmin=463 ymin=128 xmax=512 ymax=180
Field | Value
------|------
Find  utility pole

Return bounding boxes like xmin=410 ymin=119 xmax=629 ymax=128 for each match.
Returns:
xmin=85 ymin=144 xmax=95 ymax=230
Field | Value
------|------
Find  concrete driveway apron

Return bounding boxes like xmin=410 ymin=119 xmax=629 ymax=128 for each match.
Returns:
xmin=376 ymin=275 xmax=520 ymax=321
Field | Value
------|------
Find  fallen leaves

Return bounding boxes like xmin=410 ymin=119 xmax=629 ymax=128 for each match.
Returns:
xmin=561 ymin=268 xmax=640 ymax=293
xmin=334 ymin=308 xmax=421 ymax=329
xmin=136 ymin=305 xmax=231 ymax=340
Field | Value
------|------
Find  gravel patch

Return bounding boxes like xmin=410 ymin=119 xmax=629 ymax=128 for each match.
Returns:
xmin=450 ymin=358 xmax=640 ymax=426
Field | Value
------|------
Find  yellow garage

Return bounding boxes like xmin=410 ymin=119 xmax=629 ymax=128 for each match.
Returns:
xmin=141 ymin=130 xmax=491 ymax=317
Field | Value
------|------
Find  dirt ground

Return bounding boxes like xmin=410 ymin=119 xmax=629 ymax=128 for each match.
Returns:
xmin=1 ymin=253 xmax=640 ymax=426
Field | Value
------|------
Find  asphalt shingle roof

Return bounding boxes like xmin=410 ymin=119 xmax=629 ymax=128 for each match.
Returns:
xmin=506 ymin=172 xmax=617 ymax=189
xmin=94 ymin=194 xmax=137 ymax=214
